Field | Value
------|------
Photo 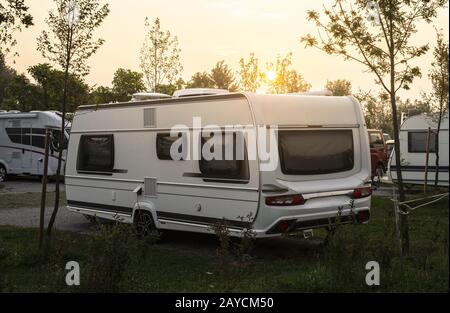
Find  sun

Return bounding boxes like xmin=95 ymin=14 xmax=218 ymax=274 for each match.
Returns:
xmin=265 ymin=70 xmax=277 ymax=82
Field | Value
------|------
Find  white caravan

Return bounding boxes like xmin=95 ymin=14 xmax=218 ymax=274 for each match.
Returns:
xmin=65 ymin=91 xmax=372 ymax=237
xmin=0 ymin=111 xmax=69 ymax=181
xmin=389 ymin=113 xmax=449 ymax=187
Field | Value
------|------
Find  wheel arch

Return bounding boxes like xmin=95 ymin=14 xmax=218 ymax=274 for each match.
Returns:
xmin=132 ymin=200 xmax=158 ymax=225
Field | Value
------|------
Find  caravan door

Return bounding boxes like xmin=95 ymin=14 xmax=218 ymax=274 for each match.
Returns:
xmin=21 ymin=122 xmax=33 ymax=170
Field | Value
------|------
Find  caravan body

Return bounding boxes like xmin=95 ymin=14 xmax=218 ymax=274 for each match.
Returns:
xmin=0 ymin=111 xmax=69 ymax=181
xmin=389 ymin=113 xmax=449 ymax=187
xmin=65 ymin=92 xmax=372 ymax=237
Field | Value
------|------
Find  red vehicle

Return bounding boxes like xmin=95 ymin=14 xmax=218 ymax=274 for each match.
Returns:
xmin=368 ymin=129 xmax=388 ymax=181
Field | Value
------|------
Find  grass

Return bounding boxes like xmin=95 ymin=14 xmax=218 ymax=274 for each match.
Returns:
xmin=0 ymin=196 xmax=448 ymax=293
xmin=0 ymin=192 xmax=66 ymax=209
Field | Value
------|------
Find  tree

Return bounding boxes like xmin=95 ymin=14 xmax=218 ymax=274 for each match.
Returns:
xmin=428 ymin=30 xmax=449 ymax=187
xmin=301 ymin=0 xmax=448 ymax=255
xmin=28 ymin=63 xmax=90 ymax=112
xmin=325 ymin=79 xmax=352 ymax=96
xmin=238 ymin=53 xmax=261 ymax=92
xmin=90 ymin=85 xmax=115 ymax=104
xmin=156 ymin=78 xmax=185 ymax=96
xmin=0 ymin=52 xmax=16 ymax=104
xmin=1 ymin=73 xmax=38 ymax=111
xmin=140 ymin=17 xmax=182 ymax=92
xmin=0 ymin=0 xmax=33 ymax=55
xmin=264 ymin=53 xmax=311 ymax=94
xmin=186 ymin=71 xmax=214 ymax=88
xmin=37 ymin=0 xmax=109 ymax=238
xmin=208 ymin=60 xmax=238 ymax=91
xmin=112 ymin=68 xmax=145 ymax=102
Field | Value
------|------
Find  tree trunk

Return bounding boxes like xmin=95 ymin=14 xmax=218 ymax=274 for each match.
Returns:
xmin=47 ymin=27 xmax=73 ymax=238
xmin=39 ymin=129 xmax=50 ymax=249
xmin=388 ymin=3 xmax=408 ymax=254
xmin=46 ymin=64 xmax=68 ymax=238
xmin=434 ymin=105 xmax=443 ymax=189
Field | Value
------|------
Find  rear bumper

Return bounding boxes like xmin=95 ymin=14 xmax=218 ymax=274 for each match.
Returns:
xmin=251 ymin=197 xmax=371 ymax=238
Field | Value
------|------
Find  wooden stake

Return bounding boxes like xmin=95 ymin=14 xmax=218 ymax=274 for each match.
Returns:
xmin=424 ymin=127 xmax=431 ymax=194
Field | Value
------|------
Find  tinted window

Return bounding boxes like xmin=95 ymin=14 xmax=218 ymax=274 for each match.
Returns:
xmin=156 ymin=133 xmax=186 ymax=160
xmin=32 ymin=136 xmax=45 ymax=149
xmin=77 ymin=135 xmax=114 ymax=173
xmin=199 ymin=132 xmax=249 ymax=182
xmin=5 ymin=128 xmax=22 ymax=144
xmin=369 ymin=132 xmax=384 ymax=148
xmin=279 ymin=130 xmax=354 ymax=175
xmin=408 ymin=131 xmax=438 ymax=153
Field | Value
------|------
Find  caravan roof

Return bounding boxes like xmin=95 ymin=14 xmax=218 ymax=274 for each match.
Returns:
xmin=401 ymin=113 xmax=449 ymax=131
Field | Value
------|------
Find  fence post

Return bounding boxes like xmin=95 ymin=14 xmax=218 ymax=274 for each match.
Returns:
xmin=424 ymin=127 xmax=431 ymax=193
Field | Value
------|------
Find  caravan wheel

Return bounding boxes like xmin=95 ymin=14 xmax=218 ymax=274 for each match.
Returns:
xmin=0 ymin=165 xmax=7 ymax=182
xmin=134 ymin=210 xmax=156 ymax=237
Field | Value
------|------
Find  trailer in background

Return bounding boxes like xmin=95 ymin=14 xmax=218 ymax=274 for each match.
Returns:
xmin=0 ymin=111 xmax=69 ymax=181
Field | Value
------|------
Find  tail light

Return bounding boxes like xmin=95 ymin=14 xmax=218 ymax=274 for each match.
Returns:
xmin=265 ymin=194 xmax=306 ymax=206
xmin=353 ymin=187 xmax=372 ymax=199
xmin=357 ymin=210 xmax=370 ymax=223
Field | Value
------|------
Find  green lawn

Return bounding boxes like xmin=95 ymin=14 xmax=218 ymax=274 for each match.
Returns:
xmin=0 ymin=196 xmax=448 ymax=293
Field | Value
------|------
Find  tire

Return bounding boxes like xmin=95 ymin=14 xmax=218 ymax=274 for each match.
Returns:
xmin=83 ymin=214 xmax=97 ymax=224
xmin=134 ymin=210 xmax=156 ymax=237
xmin=372 ymin=165 xmax=383 ymax=190
xmin=0 ymin=165 xmax=7 ymax=182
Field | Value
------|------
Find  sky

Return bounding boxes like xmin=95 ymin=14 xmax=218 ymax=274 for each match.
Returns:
xmin=8 ymin=0 xmax=450 ymax=100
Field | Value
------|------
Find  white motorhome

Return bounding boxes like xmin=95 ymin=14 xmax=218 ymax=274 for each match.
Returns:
xmin=65 ymin=90 xmax=372 ymax=237
xmin=0 ymin=111 xmax=69 ymax=181
xmin=389 ymin=113 xmax=449 ymax=187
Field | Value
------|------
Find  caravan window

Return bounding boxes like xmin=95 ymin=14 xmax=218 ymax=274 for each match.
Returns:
xmin=199 ymin=132 xmax=249 ymax=183
xmin=408 ymin=131 xmax=438 ymax=153
xmin=77 ymin=135 xmax=114 ymax=173
xmin=156 ymin=133 xmax=187 ymax=160
xmin=279 ymin=130 xmax=354 ymax=175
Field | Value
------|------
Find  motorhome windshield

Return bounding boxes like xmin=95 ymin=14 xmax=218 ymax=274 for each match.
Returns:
xmin=278 ymin=130 xmax=354 ymax=175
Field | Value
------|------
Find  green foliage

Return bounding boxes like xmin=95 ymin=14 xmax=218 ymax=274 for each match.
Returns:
xmin=428 ymin=30 xmax=449 ymax=117
xmin=301 ymin=0 xmax=447 ymax=93
xmin=356 ymin=89 xmax=431 ymax=135
xmin=0 ymin=0 xmax=33 ymax=55
xmin=112 ymin=68 xmax=145 ymax=102
xmin=264 ymin=53 xmax=311 ymax=94
xmin=238 ymin=53 xmax=261 ymax=92
xmin=27 ymin=63 xmax=90 ymax=112
xmin=325 ymin=79 xmax=352 ymax=96
xmin=209 ymin=60 xmax=238 ymax=91
xmin=83 ymin=220 xmax=138 ymax=293
xmin=0 ymin=73 xmax=39 ymax=111
xmin=37 ymin=0 xmax=110 ymax=76
xmin=0 ymin=52 xmax=16 ymax=103
xmin=0 ymin=195 xmax=448 ymax=292
xmin=140 ymin=17 xmax=182 ymax=92
xmin=186 ymin=71 xmax=214 ymax=89
xmin=156 ymin=78 xmax=185 ymax=96
xmin=89 ymin=85 xmax=115 ymax=104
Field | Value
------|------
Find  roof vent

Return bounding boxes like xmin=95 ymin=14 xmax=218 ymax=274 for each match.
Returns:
xmin=173 ymin=88 xmax=230 ymax=98
xmin=131 ymin=92 xmax=171 ymax=102
xmin=290 ymin=89 xmax=333 ymax=96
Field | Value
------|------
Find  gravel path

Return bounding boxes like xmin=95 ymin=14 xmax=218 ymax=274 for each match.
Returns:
xmin=0 ymin=176 xmax=65 ymax=194
xmin=0 ymin=206 xmax=95 ymax=233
